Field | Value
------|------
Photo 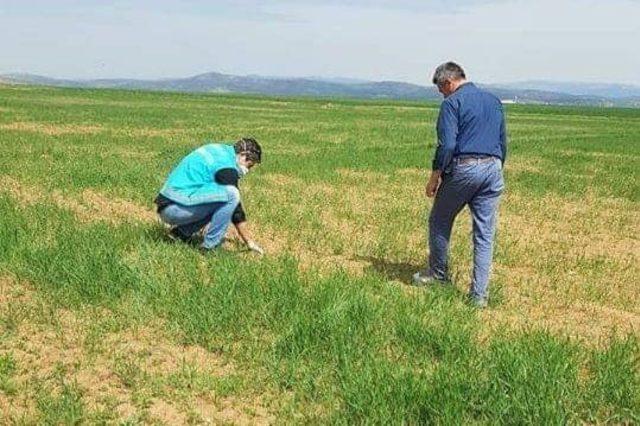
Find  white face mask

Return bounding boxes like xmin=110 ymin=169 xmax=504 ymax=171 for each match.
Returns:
xmin=238 ymin=164 xmax=250 ymax=176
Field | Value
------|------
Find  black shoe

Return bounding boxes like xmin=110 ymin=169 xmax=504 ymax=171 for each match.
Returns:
xmin=166 ymin=227 xmax=192 ymax=243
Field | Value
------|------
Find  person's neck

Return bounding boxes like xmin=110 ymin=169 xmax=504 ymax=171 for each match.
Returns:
xmin=450 ymin=79 xmax=468 ymax=93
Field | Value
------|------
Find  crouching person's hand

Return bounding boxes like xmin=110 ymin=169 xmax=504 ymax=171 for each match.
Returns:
xmin=247 ymin=240 xmax=265 ymax=255
xmin=233 ymin=222 xmax=264 ymax=255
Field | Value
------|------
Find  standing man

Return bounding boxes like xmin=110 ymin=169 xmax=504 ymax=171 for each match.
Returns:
xmin=155 ymin=137 xmax=265 ymax=255
xmin=412 ymin=62 xmax=506 ymax=308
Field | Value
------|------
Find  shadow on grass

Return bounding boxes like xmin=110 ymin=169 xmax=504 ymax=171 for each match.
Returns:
xmin=148 ymin=223 xmax=174 ymax=243
xmin=355 ymin=256 xmax=418 ymax=284
xmin=356 ymin=256 xmax=469 ymax=299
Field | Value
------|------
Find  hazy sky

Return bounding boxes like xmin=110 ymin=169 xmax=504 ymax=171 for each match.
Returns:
xmin=2 ymin=0 xmax=639 ymax=85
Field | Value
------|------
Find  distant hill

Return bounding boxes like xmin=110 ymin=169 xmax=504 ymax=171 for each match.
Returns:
xmin=2 ymin=72 xmax=639 ymax=107
xmin=498 ymin=80 xmax=640 ymax=99
xmin=0 ymin=72 xmax=437 ymax=100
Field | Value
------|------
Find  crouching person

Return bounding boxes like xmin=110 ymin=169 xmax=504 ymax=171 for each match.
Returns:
xmin=155 ymin=137 xmax=265 ymax=255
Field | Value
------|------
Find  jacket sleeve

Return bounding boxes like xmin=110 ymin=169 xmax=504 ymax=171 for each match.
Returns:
xmin=214 ymin=168 xmax=247 ymax=224
xmin=432 ymin=100 xmax=459 ymax=171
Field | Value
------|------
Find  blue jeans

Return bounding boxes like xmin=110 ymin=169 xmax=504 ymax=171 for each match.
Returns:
xmin=159 ymin=186 xmax=240 ymax=250
xmin=428 ymin=158 xmax=504 ymax=301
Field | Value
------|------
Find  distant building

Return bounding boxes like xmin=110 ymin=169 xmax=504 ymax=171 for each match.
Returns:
xmin=501 ymin=99 xmax=516 ymax=104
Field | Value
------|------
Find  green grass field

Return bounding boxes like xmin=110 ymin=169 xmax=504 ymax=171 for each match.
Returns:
xmin=0 ymin=85 xmax=638 ymax=424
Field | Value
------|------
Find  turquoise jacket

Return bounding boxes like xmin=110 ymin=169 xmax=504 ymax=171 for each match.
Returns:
xmin=160 ymin=143 xmax=241 ymax=206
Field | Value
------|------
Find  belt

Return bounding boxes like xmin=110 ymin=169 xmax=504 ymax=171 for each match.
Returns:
xmin=454 ymin=155 xmax=496 ymax=165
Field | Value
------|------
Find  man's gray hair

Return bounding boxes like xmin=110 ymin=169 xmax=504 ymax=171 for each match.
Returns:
xmin=432 ymin=62 xmax=466 ymax=86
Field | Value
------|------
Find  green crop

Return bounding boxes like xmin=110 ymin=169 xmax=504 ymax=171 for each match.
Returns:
xmin=0 ymin=85 xmax=637 ymax=423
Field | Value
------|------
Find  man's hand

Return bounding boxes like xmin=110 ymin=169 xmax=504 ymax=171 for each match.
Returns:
xmin=425 ymin=171 xmax=442 ymax=198
xmin=247 ymin=240 xmax=265 ymax=255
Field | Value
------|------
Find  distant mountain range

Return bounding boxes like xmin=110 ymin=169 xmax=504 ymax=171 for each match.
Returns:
xmin=2 ymin=72 xmax=639 ymax=108
xmin=498 ymin=80 xmax=640 ymax=99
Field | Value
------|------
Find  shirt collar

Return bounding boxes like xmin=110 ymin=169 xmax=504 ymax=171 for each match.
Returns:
xmin=456 ymin=81 xmax=474 ymax=92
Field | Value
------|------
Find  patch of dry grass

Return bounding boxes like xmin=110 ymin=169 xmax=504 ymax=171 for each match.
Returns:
xmin=0 ymin=176 xmax=157 ymax=225
xmin=0 ymin=121 xmax=104 ymax=135
xmin=474 ymin=191 xmax=639 ymax=343
xmin=0 ymin=120 xmax=192 ymax=139
xmin=557 ymin=149 xmax=637 ymax=160
xmin=505 ymin=157 xmax=547 ymax=174
xmin=113 ymin=127 xmax=189 ymax=138
xmin=0 ymin=275 xmax=274 ymax=424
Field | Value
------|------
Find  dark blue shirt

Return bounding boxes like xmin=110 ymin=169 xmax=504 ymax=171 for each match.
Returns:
xmin=432 ymin=82 xmax=507 ymax=171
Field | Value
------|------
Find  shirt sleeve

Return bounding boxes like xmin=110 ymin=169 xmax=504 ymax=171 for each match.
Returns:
xmin=214 ymin=168 xmax=247 ymax=224
xmin=231 ymin=203 xmax=246 ymax=224
xmin=499 ymin=107 xmax=507 ymax=165
xmin=432 ymin=100 xmax=459 ymax=171
xmin=215 ymin=168 xmax=240 ymax=186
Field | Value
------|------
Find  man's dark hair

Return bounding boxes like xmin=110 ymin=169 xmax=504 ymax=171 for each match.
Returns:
xmin=234 ymin=137 xmax=262 ymax=163
xmin=432 ymin=62 xmax=466 ymax=85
